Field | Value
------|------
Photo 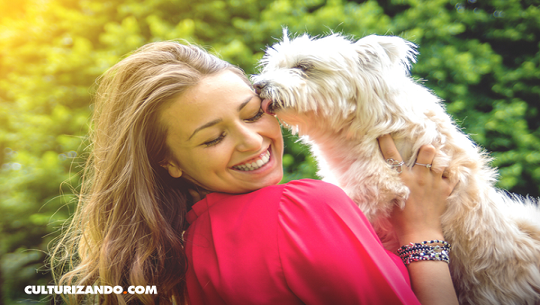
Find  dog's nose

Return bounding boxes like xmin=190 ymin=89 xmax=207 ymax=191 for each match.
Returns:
xmin=253 ymin=82 xmax=267 ymax=95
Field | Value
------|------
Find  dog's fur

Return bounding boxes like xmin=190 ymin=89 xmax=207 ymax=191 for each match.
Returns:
xmin=252 ymin=31 xmax=540 ymax=305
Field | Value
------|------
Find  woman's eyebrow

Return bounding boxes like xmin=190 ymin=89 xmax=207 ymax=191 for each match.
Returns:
xmin=188 ymin=95 xmax=255 ymax=140
xmin=237 ymin=95 xmax=255 ymax=111
xmin=188 ymin=118 xmax=223 ymax=140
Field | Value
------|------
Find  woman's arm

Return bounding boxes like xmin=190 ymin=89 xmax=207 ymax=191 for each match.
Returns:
xmin=378 ymin=134 xmax=459 ymax=305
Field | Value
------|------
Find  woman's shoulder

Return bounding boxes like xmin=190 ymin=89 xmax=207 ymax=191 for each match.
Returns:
xmin=271 ymin=179 xmax=362 ymax=220
xmin=282 ymin=178 xmax=335 ymax=189
xmin=200 ymin=179 xmax=350 ymax=218
xmin=280 ymin=179 xmax=350 ymax=203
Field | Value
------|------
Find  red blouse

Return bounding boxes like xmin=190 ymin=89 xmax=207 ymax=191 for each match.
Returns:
xmin=185 ymin=179 xmax=420 ymax=305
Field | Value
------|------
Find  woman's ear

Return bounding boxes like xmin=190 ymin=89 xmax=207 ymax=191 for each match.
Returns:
xmin=160 ymin=161 xmax=183 ymax=178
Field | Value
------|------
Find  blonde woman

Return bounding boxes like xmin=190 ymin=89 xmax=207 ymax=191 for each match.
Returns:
xmin=51 ymin=41 xmax=458 ymax=305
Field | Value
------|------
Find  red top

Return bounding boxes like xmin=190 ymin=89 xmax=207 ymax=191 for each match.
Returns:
xmin=185 ymin=179 xmax=420 ymax=305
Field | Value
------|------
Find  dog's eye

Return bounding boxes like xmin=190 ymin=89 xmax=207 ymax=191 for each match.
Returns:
xmin=294 ymin=63 xmax=313 ymax=72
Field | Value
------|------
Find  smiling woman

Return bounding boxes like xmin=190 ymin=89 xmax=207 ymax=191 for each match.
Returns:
xmin=49 ymin=41 xmax=262 ymax=305
xmin=50 ymin=40 xmax=458 ymax=305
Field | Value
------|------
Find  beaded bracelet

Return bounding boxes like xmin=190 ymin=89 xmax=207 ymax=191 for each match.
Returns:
xmin=397 ymin=240 xmax=451 ymax=266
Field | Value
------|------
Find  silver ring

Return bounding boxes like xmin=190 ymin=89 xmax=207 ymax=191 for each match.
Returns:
xmin=415 ymin=162 xmax=432 ymax=169
xmin=386 ymin=158 xmax=405 ymax=173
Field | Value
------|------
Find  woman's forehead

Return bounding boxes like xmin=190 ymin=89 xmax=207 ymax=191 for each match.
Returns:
xmin=160 ymin=71 xmax=256 ymax=140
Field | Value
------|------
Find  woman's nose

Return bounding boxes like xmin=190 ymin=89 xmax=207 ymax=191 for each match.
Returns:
xmin=235 ymin=125 xmax=263 ymax=152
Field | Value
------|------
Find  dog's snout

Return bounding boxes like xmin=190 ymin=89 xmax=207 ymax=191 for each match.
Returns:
xmin=253 ymin=81 xmax=268 ymax=95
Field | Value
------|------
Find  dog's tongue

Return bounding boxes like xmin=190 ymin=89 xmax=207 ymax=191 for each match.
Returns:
xmin=261 ymin=98 xmax=275 ymax=115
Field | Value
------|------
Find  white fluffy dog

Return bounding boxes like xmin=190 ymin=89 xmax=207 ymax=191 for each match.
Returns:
xmin=252 ymin=31 xmax=540 ymax=305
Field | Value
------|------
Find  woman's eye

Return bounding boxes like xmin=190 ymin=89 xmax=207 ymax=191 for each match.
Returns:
xmin=245 ymin=107 xmax=264 ymax=122
xmin=203 ymin=133 xmax=225 ymax=147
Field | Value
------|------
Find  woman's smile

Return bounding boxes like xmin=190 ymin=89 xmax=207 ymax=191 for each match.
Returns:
xmin=232 ymin=147 xmax=271 ymax=171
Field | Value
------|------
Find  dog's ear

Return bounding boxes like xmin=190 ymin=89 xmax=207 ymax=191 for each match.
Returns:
xmin=355 ymin=35 xmax=418 ymax=72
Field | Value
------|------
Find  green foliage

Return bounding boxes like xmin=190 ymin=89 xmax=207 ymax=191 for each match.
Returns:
xmin=0 ymin=0 xmax=539 ymax=303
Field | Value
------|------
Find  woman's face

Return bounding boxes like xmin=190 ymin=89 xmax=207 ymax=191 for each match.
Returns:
xmin=160 ymin=70 xmax=284 ymax=194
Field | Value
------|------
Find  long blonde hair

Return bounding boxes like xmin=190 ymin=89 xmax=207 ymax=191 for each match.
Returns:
xmin=50 ymin=41 xmax=247 ymax=304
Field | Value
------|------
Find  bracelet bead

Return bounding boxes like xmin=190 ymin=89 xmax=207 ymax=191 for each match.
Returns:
xmin=397 ymin=240 xmax=451 ymax=265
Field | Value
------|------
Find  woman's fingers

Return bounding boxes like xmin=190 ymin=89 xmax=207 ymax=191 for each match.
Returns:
xmin=377 ymin=136 xmax=458 ymax=194
xmin=413 ymin=145 xmax=436 ymax=173
xmin=378 ymin=134 xmax=406 ymax=174
xmin=378 ymin=134 xmax=438 ymax=171
xmin=378 ymin=134 xmax=403 ymax=162
xmin=414 ymin=145 xmax=458 ymax=197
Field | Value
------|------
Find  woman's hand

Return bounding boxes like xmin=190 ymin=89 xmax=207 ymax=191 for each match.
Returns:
xmin=378 ymin=134 xmax=460 ymax=305
xmin=377 ymin=134 xmax=458 ymax=245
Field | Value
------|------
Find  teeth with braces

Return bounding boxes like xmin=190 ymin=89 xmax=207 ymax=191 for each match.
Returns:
xmin=233 ymin=150 xmax=271 ymax=171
